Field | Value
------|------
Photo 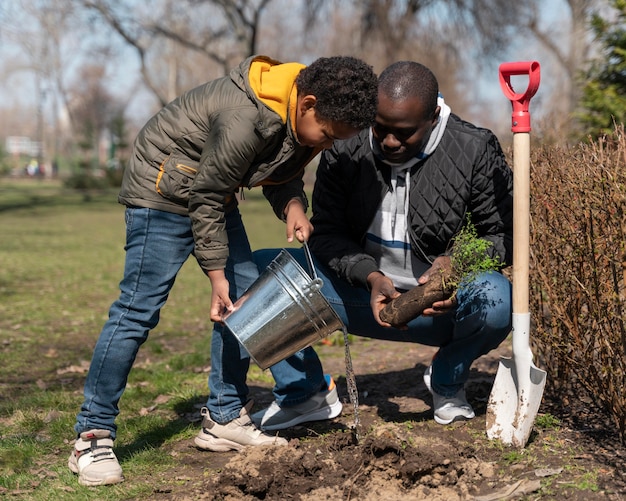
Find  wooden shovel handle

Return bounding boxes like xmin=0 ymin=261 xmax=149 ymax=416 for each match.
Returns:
xmin=512 ymin=133 xmax=530 ymax=314
xmin=499 ymin=61 xmax=540 ymax=315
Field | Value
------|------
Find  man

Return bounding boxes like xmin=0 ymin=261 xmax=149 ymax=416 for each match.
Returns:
xmin=252 ymin=60 xmax=513 ymax=431
xmin=68 ymin=55 xmax=378 ymax=486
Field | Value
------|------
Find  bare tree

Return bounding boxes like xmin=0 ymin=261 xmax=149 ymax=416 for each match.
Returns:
xmin=303 ymin=0 xmax=526 ymax=68
xmin=81 ymin=0 xmax=273 ymax=106
xmin=67 ymin=62 xmax=124 ymax=167
xmin=299 ymin=0 xmax=612 ymax=138
xmin=519 ymin=0 xmax=602 ymax=137
xmin=0 ymin=0 xmax=79 ymax=160
xmin=296 ymin=0 xmax=533 ymax=123
xmin=191 ymin=0 xmax=273 ymax=57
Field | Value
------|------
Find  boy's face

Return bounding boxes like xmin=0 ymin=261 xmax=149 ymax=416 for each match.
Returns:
xmin=372 ymin=92 xmax=440 ymax=164
xmin=295 ymin=95 xmax=360 ymax=149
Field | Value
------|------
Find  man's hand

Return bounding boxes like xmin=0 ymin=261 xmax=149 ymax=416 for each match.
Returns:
xmin=418 ymin=256 xmax=457 ymax=316
xmin=367 ymin=271 xmax=401 ymax=327
xmin=284 ymin=199 xmax=313 ymax=243
xmin=422 ymin=294 xmax=458 ymax=316
xmin=207 ymin=269 xmax=233 ymax=323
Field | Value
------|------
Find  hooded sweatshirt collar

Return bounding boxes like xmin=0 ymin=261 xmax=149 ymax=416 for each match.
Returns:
xmin=248 ymin=57 xmax=305 ymax=124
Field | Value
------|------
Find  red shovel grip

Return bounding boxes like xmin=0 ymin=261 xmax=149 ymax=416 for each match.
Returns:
xmin=499 ymin=61 xmax=540 ymax=133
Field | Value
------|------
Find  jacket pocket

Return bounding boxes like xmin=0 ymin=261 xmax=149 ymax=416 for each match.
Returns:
xmin=155 ymin=155 xmax=199 ymax=205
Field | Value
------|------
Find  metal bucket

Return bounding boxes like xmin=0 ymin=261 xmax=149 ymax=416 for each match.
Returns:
xmin=223 ymin=248 xmax=344 ymax=369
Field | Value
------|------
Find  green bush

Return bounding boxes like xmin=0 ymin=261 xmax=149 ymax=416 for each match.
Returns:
xmin=63 ymin=161 xmax=125 ymax=190
xmin=63 ymin=171 xmax=110 ymax=190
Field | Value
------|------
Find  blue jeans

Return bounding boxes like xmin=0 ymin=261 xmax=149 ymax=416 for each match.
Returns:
xmin=75 ymin=208 xmax=195 ymax=438
xmin=75 ymin=207 xmax=325 ymax=438
xmin=254 ymin=248 xmax=512 ymax=399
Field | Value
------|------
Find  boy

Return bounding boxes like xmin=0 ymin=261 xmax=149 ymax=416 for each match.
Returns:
xmin=68 ymin=55 xmax=378 ymax=486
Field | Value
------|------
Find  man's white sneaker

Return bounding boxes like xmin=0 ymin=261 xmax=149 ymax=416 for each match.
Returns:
xmin=194 ymin=400 xmax=287 ymax=452
xmin=423 ymin=365 xmax=475 ymax=425
xmin=68 ymin=429 xmax=124 ymax=486
xmin=252 ymin=375 xmax=343 ymax=431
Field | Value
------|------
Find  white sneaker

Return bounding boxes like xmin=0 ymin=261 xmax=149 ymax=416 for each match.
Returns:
xmin=423 ymin=365 xmax=475 ymax=425
xmin=252 ymin=375 xmax=342 ymax=431
xmin=194 ymin=400 xmax=287 ymax=452
xmin=68 ymin=429 xmax=124 ymax=486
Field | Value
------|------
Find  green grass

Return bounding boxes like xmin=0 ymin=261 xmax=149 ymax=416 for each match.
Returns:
xmin=0 ymin=179 xmax=301 ymax=500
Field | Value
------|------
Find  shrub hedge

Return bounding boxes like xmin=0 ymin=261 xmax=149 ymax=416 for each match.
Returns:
xmin=529 ymin=124 xmax=626 ymax=442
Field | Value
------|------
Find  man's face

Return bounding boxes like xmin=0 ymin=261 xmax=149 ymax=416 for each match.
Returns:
xmin=295 ymin=94 xmax=360 ymax=149
xmin=372 ymin=92 xmax=440 ymax=164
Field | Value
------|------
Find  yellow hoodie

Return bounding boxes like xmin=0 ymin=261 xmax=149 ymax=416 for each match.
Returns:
xmin=248 ymin=58 xmax=305 ymax=129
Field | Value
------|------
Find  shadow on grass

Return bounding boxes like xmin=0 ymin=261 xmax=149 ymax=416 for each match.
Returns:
xmin=332 ymin=363 xmax=501 ymax=424
xmin=112 ymin=390 xmax=248 ymax=460
xmin=115 ymin=416 xmax=196 ymax=460
xmin=0 ymin=186 xmax=119 ymax=213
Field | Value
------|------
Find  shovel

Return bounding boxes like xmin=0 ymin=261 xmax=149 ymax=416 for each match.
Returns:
xmin=486 ymin=61 xmax=547 ymax=447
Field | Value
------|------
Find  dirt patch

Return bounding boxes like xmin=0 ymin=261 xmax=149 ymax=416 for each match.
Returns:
xmin=152 ymin=338 xmax=625 ymax=500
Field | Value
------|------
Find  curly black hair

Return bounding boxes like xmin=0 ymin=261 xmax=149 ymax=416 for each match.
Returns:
xmin=296 ymin=56 xmax=378 ymax=130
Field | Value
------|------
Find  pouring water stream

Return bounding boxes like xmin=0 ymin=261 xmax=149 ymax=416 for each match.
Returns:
xmin=304 ymin=242 xmax=361 ymax=439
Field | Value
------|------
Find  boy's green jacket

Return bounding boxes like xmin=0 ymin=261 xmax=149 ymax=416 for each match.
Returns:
xmin=118 ymin=55 xmax=316 ymax=273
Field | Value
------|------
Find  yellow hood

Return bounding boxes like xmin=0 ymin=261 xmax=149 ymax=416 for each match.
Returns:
xmin=248 ymin=58 xmax=305 ymax=123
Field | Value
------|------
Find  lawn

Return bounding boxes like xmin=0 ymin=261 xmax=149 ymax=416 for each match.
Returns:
xmin=0 ymin=179 xmax=299 ymax=500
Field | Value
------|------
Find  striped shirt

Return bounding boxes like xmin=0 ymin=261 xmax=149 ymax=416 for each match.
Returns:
xmin=364 ymin=94 xmax=451 ymax=291
xmin=364 ymin=164 xmax=430 ymax=291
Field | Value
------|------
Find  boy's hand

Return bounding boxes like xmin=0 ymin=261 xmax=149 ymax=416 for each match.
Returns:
xmin=284 ymin=199 xmax=313 ymax=243
xmin=207 ymin=269 xmax=233 ymax=322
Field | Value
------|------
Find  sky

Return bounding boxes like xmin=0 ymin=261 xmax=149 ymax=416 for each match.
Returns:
xmin=0 ymin=0 xmax=577 ymax=143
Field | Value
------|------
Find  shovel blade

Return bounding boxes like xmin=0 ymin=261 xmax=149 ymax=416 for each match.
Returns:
xmin=486 ymin=357 xmax=547 ymax=447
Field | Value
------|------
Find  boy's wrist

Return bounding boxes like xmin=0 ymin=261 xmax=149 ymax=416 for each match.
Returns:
xmin=283 ymin=198 xmax=305 ymax=217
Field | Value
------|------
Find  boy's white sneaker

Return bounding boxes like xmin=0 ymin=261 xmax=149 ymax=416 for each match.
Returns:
xmin=68 ymin=429 xmax=124 ymax=486
xmin=194 ymin=400 xmax=287 ymax=452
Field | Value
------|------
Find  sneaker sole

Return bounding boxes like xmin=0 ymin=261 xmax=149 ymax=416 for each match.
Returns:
xmin=434 ymin=411 xmax=476 ymax=425
xmin=68 ymin=456 xmax=78 ymax=474
xmin=261 ymin=399 xmax=343 ymax=431
xmin=78 ymin=474 xmax=125 ymax=486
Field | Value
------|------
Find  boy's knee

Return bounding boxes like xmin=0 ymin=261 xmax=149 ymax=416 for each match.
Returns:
xmin=252 ymin=248 xmax=281 ymax=268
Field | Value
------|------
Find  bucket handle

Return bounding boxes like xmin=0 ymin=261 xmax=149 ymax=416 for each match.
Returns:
xmin=303 ymin=241 xmax=318 ymax=280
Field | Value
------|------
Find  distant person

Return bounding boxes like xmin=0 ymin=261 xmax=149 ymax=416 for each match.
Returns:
xmin=67 ymin=54 xmax=378 ymax=486
xmin=251 ymin=61 xmax=513 ymax=431
xmin=26 ymin=159 xmax=37 ymax=177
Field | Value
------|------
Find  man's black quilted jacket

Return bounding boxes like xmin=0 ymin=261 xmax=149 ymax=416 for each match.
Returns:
xmin=309 ymin=113 xmax=513 ymax=290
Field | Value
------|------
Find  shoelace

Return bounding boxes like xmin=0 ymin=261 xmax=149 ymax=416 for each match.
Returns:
xmin=89 ymin=441 xmax=115 ymax=461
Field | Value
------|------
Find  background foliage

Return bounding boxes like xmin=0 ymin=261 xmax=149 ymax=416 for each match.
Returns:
xmin=580 ymin=0 xmax=626 ymax=137
xmin=0 ymin=0 xmax=616 ymax=179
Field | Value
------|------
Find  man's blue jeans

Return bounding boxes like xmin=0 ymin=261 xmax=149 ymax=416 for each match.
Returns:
xmin=75 ymin=207 xmax=327 ymax=439
xmin=254 ymin=248 xmax=512 ymax=400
